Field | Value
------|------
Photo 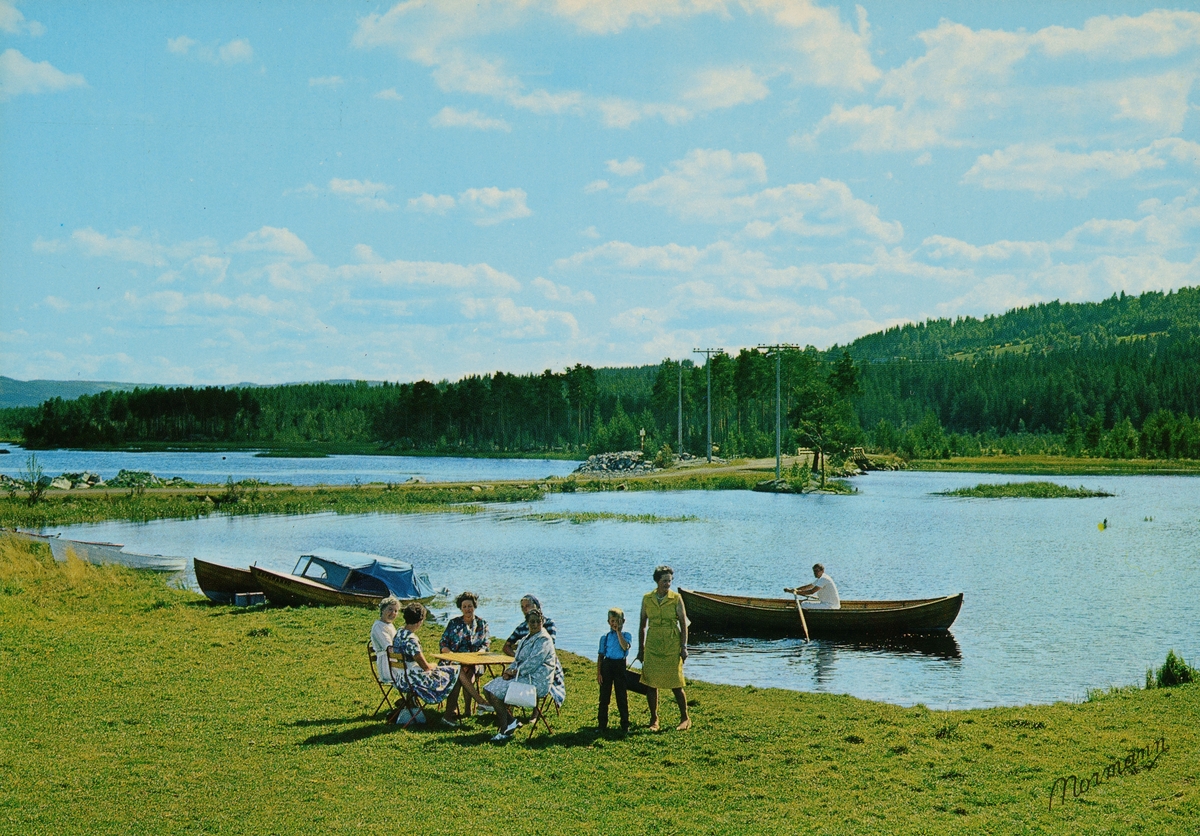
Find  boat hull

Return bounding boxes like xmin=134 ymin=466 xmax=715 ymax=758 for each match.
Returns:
xmin=250 ymin=565 xmax=434 ymax=609
xmin=194 ymin=558 xmax=259 ymax=604
xmin=680 ymin=589 xmax=963 ymax=639
xmin=48 ymin=537 xmax=186 ymax=572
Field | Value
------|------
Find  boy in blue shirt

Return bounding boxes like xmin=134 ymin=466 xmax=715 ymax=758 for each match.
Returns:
xmin=596 ymin=607 xmax=633 ymax=733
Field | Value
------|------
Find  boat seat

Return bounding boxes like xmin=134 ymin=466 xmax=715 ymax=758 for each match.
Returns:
xmin=367 ymin=641 xmax=396 ymax=717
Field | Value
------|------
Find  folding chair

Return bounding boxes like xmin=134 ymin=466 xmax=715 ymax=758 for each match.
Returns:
xmin=522 ymin=692 xmax=560 ymax=739
xmin=388 ymin=648 xmax=436 ymax=729
xmin=367 ymin=641 xmax=395 ymax=717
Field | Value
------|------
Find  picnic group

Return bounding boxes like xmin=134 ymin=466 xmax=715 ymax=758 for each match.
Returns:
xmin=370 ymin=562 xmax=840 ymax=743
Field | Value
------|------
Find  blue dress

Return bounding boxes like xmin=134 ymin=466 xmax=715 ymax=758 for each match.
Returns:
xmin=392 ymin=629 xmax=459 ymax=703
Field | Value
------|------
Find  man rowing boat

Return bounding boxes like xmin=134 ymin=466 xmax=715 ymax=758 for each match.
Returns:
xmin=785 ymin=563 xmax=840 ymax=609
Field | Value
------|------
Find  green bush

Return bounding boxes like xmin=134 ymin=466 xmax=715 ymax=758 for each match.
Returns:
xmin=1146 ymin=649 xmax=1196 ymax=689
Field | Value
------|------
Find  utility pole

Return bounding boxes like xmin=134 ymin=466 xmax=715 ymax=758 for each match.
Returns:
xmin=693 ymin=348 xmax=723 ymax=462
xmin=757 ymin=344 xmax=799 ymax=480
xmin=677 ymin=361 xmax=683 ymax=454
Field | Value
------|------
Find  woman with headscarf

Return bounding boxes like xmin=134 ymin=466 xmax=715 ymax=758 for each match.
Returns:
xmin=482 ymin=607 xmax=561 ymax=742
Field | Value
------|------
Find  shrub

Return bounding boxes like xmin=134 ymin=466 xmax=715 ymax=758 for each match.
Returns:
xmin=1146 ymin=649 xmax=1196 ymax=689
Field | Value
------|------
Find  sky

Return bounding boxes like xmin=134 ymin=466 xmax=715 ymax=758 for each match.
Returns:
xmin=2 ymin=1 xmax=1199 ymax=386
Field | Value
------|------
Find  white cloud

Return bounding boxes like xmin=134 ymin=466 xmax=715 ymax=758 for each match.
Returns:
xmin=531 ymin=277 xmax=595 ymax=304
xmin=309 ymin=75 xmax=345 ymax=87
xmin=429 ymin=106 xmax=511 ymax=131
xmin=374 ymin=88 xmax=403 ymax=100
xmin=166 ymin=36 xmax=254 ymax=65
xmin=0 ymin=48 xmax=85 ymax=100
xmin=606 ymin=157 xmax=644 ymax=176
xmin=459 ymin=187 xmax=532 ymax=225
xmin=338 ymin=259 xmax=521 ymax=292
xmin=218 ymin=39 xmax=254 ymax=64
xmin=329 ymin=178 xmax=398 ymax=211
xmin=753 ymin=0 xmax=880 ymax=90
xmin=0 ymin=2 xmax=45 ymax=36
xmin=962 ymin=139 xmax=1200 ymax=197
xmin=1033 ymin=10 xmax=1200 ymax=60
xmin=628 ymin=148 xmax=903 ymax=242
xmin=461 ymin=296 xmax=579 ymax=339
xmin=233 ymin=227 xmax=314 ymax=261
xmin=167 ymin=36 xmax=195 ymax=55
xmin=584 ymin=179 xmax=609 ymax=193
xmin=682 ymin=67 xmax=769 ymax=110
xmin=43 ymin=296 xmax=69 ymax=312
xmin=408 ymin=193 xmax=457 ymax=214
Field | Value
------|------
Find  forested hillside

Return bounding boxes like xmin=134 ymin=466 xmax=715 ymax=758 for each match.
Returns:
xmin=8 ymin=287 xmax=1200 ymax=461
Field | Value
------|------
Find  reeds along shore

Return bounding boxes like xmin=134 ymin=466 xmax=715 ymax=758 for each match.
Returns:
xmin=1 ymin=533 xmax=1197 ymax=834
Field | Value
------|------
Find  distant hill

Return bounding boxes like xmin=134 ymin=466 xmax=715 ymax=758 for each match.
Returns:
xmin=0 ymin=376 xmax=146 ymax=409
xmin=0 ymin=376 xmax=389 ymax=409
xmin=835 ymin=287 xmax=1200 ymax=363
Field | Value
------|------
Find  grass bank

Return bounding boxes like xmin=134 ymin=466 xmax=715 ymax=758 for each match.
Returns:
xmin=935 ymin=482 xmax=1115 ymax=499
xmin=910 ymin=455 xmax=1200 ymax=476
xmin=0 ymin=482 xmax=546 ymax=528
xmin=16 ymin=440 xmax=585 ymax=460
xmin=2 ymin=535 xmax=1197 ymax=835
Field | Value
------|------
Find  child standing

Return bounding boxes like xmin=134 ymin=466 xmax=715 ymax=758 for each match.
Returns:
xmin=597 ymin=607 xmax=633 ymax=733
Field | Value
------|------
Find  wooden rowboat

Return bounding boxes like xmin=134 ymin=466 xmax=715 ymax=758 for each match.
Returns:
xmin=48 ymin=537 xmax=187 ymax=572
xmin=679 ymin=588 xmax=963 ymax=639
xmin=193 ymin=557 xmax=259 ymax=604
xmin=250 ymin=550 xmax=437 ymax=609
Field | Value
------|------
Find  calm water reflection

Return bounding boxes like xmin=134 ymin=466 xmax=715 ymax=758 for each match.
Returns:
xmin=44 ymin=469 xmax=1200 ymax=708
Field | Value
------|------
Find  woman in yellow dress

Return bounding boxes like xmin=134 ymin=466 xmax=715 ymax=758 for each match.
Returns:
xmin=636 ymin=565 xmax=691 ymax=731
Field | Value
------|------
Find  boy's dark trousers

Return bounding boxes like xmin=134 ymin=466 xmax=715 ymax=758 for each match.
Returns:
xmin=598 ymin=658 xmax=630 ymax=730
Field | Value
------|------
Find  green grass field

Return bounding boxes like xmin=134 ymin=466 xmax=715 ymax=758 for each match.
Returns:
xmin=2 ymin=535 xmax=1197 ymax=835
xmin=911 ymin=455 xmax=1200 ymax=476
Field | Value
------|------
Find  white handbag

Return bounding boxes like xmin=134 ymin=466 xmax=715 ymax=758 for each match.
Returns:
xmin=504 ymin=680 xmax=537 ymax=709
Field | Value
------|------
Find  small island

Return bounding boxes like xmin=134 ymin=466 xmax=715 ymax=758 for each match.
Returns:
xmin=936 ymin=481 xmax=1114 ymax=498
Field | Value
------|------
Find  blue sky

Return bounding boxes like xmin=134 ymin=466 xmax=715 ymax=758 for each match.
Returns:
xmin=2 ymin=1 xmax=1198 ymax=385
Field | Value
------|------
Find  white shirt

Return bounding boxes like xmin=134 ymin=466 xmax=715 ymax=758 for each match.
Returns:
xmin=370 ymin=619 xmax=397 ymax=680
xmin=809 ymin=575 xmax=840 ymax=609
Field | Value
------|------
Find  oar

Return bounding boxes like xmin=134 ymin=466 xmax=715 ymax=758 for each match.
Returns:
xmin=790 ymin=589 xmax=810 ymax=642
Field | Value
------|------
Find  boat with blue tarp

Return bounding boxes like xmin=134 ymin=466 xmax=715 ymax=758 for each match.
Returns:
xmin=250 ymin=549 xmax=437 ymax=608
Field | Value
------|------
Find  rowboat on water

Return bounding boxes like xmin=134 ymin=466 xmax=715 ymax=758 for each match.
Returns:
xmin=47 ymin=536 xmax=187 ymax=572
xmin=193 ymin=557 xmax=259 ymax=604
xmin=679 ymin=589 xmax=964 ymax=639
xmin=250 ymin=549 xmax=437 ymax=609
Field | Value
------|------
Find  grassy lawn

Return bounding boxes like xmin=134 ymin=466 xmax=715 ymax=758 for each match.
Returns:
xmin=2 ymin=535 xmax=1197 ymax=835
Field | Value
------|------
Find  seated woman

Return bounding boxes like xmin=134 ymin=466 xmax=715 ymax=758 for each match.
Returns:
xmin=439 ymin=590 xmax=489 ymax=725
xmin=483 ymin=607 xmax=561 ymax=742
xmin=370 ymin=595 xmax=402 ymax=683
xmin=391 ymin=602 xmax=485 ymax=726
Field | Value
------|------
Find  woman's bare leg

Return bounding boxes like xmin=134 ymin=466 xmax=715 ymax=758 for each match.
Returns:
xmin=673 ymin=688 xmax=690 ymax=729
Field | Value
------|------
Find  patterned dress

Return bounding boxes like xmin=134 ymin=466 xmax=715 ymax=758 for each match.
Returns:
xmin=439 ymin=616 xmax=490 ymax=653
xmin=640 ymin=589 xmax=686 ymax=690
xmin=391 ymin=629 xmax=459 ymax=703
xmin=506 ymin=617 xmax=565 ymax=705
xmin=484 ymin=630 xmax=564 ymax=704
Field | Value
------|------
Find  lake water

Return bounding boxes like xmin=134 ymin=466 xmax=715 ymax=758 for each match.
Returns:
xmin=38 ymin=467 xmax=1200 ymax=709
xmin=0 ymin=443 xmax=577 ymax=485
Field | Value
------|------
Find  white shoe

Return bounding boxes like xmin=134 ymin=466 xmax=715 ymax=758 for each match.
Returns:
xmin=502 ymin=718 xmax=522 ymax=735
xmin=490 ymin=731 xmax=511 ymax=743
xmin=476 ymin=704 xmax=494 ymax=715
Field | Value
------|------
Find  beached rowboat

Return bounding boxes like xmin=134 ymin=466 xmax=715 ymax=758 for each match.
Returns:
xmin=193 ymin=557 xmax=259 ymax=604
xmin=48 ymin=537 xmax=187 ymax=572
xmin=250 ymin=549 xmax=437 ymax=609
xmin=679 ymin=589 xmax=963 ymax=639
